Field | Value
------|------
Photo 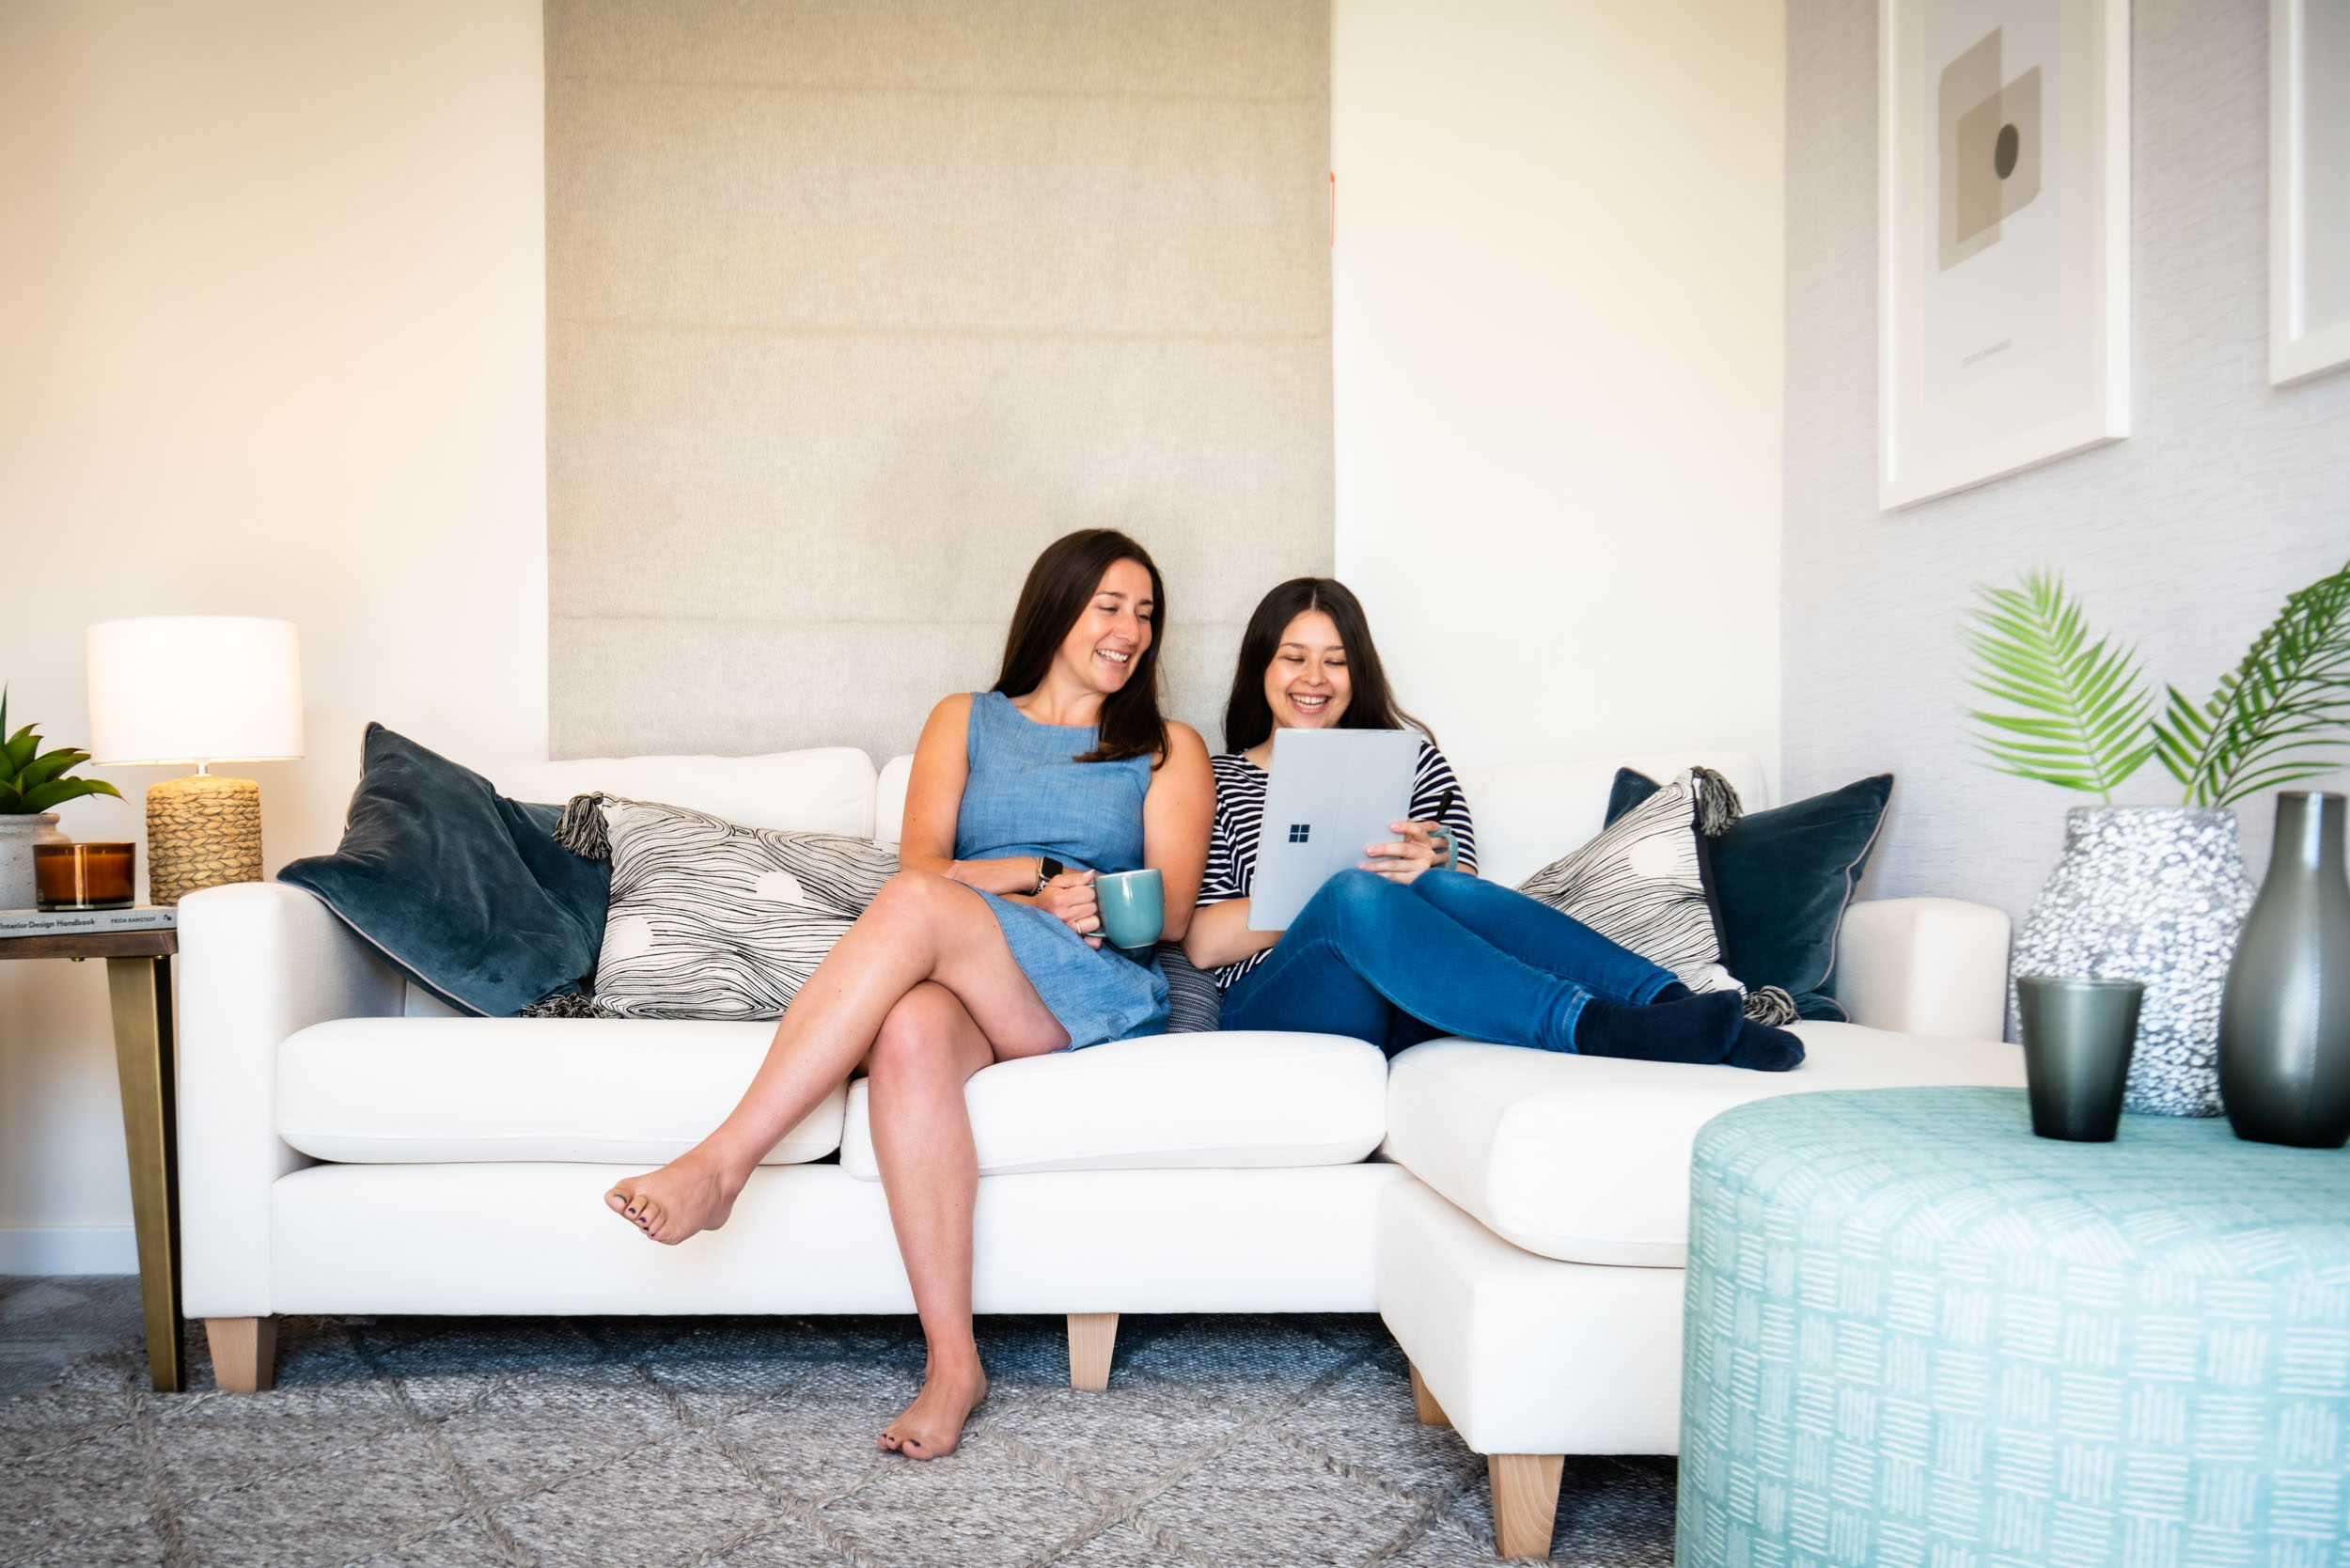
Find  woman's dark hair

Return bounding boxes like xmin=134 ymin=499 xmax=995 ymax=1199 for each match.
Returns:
xmin=994 ymin=528 xmax=1170 ymax=765
xmin=1221 ymin=577 xmax=1432 ymax=754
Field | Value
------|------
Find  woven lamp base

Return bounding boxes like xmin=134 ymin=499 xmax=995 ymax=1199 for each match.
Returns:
xmin=147 ymin=775 xmax=263 ymax=906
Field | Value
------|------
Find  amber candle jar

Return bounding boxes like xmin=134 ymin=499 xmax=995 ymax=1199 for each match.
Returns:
xmin=35 ymin=842 xmax=136 ymax=910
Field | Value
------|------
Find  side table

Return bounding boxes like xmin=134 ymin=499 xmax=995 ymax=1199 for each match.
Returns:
xmin=0 ymin=928 xmax=181 ymax=1391
xmin=1679 ymin=1087 xmax=2350 ymax=1568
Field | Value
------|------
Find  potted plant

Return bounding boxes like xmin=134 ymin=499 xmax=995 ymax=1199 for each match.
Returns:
xmin=1964 ymin=560 xmax=2350 ymax=1116
xmin=0 ymin=686 xmax=126 ymax=910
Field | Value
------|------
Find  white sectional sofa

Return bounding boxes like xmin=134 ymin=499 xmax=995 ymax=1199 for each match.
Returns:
xmin=177 ymin=743 xmax=2021 ymax=1558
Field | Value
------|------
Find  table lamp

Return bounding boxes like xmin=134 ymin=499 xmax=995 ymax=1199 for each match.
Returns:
xmin=86 ymin=617 xmax=304 ymax=906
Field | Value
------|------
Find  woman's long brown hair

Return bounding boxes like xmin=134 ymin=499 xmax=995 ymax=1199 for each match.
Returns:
xmin=993 ymin=528 xmax=1170 ymax=765
xmin=1220 ymin=577 xmax=1432 ymax=754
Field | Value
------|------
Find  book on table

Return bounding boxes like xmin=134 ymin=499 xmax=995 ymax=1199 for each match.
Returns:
xmin=0 ymin=905 xmax=178 ymax=937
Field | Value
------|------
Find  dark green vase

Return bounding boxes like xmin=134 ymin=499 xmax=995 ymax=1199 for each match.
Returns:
xmin=2217 ymin=791 xmax=2350 ymax=1148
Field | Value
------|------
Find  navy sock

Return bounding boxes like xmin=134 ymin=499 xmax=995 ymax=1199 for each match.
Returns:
xmin=1573 ymin=987 xmax=1741 ymax=1064
xmin=1725 ymin=1018 xmax=1805 ymax=1072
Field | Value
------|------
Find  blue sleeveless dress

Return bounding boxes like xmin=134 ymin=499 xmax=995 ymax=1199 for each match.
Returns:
xmin=956 ymin=691 xmax=1169 ymax=1047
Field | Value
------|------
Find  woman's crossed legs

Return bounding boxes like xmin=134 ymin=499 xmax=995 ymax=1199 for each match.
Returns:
xmin=1219 ymin=868 xmax=1752 ymax=1062
xmin=604 ymin=870 xmax=1070 ymax=1459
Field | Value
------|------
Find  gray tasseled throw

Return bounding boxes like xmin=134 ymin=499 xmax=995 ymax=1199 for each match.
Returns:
xmin=1688 ymin=766 xmax=1745 ymax=838
xmin=516 ymin=990 xmax=619 ymax=1020
xmin=555 ymin=792 xmax=612 ymax=861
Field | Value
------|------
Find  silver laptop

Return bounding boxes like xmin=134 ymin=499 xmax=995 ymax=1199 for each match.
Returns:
xmin=1246 ymin=728 xmax=1422 ymax=930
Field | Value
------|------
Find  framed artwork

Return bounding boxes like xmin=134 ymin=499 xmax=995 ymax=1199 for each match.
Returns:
xmin=2271 ymin=0 xmax=2350 ymax=386
xmin=1878 ymin=0 xmax=2131 ymax=510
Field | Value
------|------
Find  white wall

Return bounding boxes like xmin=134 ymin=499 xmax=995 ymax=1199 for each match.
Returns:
xmin=0 ymin=0 xmax=546 ymax=1272
xmin=1330 ymin=0 xmax=1787 ymax=783
xmin=0 ymin=0 xmax=1788 ymax=1272
xmin=546 ymin=0 xmax=1333 ymax=767
xmin=1782 ymin=0 xmax=2350 ymax=931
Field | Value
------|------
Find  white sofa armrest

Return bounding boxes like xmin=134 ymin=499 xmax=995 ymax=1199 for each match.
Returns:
xmin=179 ymin=881 xmax=404 ymax=1318
xmin=1833 ymin=898 xmax=2012 ymax=1042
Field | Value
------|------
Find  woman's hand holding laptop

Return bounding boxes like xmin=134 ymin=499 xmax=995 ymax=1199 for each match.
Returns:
xmin=1360 ymin=786 xmax=1457 ymax=885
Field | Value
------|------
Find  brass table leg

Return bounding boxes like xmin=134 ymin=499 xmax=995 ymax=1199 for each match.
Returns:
xmin=104 ymin=955 xmax=181 ymax=1392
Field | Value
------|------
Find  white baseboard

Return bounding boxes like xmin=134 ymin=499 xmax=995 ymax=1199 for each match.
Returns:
xmin=0 ymin=1227 xmax=139 ymax=1276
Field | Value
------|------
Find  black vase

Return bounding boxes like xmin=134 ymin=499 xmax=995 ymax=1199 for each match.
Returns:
xmin=2217 ymin=791 xmax=2350 ymax=1148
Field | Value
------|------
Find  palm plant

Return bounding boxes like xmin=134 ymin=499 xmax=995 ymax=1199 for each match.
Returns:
xmin=1961 ymin=571 xmax=2156 ymax=802
xmin=1961 ymin=560 xmax=2350 ymax=808
xmin=0 ymin=685 xmax=126 ymax=815
xmin=2152 ymin=563 xmax=2350 ymax=806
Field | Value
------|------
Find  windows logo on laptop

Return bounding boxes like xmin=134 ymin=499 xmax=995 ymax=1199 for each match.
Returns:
xmin=1288 ymin=823 xmax=1310 ymax=843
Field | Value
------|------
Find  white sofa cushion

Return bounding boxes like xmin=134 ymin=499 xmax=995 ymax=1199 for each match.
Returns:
xmin=488 ymin=747 xmax=878 ymax=839
xmin=1381 ymin=1022 xmax=2026 ymax=1267
xmin=876 ymin=753 xmax=914 ymax=846
xmin=839 ymin=1030 xmax=1386 ymax=1179
xmin=276 ymin=1018 xmax=845 ymax=1164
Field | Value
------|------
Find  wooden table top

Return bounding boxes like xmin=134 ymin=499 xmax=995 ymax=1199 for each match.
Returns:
xmin=0 ymin=928 xmax=179 ymax=960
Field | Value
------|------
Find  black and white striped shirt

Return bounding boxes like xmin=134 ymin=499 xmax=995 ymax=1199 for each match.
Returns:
xmin=1198 ymin=739 xmax=1480 ymax=990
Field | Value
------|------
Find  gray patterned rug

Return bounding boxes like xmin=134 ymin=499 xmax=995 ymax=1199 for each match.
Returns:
xmin=3 ymin=1303 xmax=1674 ymax=1567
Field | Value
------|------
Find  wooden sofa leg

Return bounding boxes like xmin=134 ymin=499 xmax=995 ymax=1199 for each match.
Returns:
xmin=206 ymin=1317 xmax=276 ymax=1393
xmin=1488 ymin=1453 xmax=1564 ymax=1560
xmin=1067 ymin=1312 xmax=1118 ymax=1391
xmin=1407 ymin=1361 xmax=1449 ymax=1426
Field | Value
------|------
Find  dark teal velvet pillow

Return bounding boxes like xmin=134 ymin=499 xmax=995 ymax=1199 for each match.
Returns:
xmin=278 ymin=724 xmax=610 ymax=1015
xmin=1606 ymin=769 xmax=1893 ymax=1021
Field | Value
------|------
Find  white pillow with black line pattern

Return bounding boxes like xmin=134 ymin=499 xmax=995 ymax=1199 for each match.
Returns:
xmin=541 ymin=792 xmax=1229 ymax=1030
xmin=560 ymin=793 xmax=901 ymax=1021
xmin=1514 ymin=769 xmax=1744 ymax=1000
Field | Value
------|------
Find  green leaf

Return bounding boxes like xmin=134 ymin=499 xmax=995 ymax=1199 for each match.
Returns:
xmin=16 ymin=747 xmax=90 ymax=792
xmin=1960 ymin=571 xmax=2155 ymax=802
xmin=19 ymin=777 xmax=124 ymax=812
xmin=2152 ymin=560 xmax=2350 ymax=807
xmin=0 ymin=686 xmax=125 ymax=811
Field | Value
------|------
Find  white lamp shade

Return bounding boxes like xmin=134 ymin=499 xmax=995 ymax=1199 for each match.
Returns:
xmin=86 ymin=617 xmax=305 ymax=766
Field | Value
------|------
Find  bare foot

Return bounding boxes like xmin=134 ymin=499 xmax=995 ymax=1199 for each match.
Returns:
xmin=604 ymin=1147 xmax=744 ymax=1245
xmin=877 ymin=1362 xmax=989 ymax=1460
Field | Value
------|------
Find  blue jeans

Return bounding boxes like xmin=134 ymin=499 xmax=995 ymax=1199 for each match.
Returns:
xmin=1217 ymin=868 xmax=1678 ymax=1055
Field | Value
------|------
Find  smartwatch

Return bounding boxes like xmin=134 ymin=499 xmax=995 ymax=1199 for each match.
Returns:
xmin=1034 ymin=855 xmax=1064 ymax=894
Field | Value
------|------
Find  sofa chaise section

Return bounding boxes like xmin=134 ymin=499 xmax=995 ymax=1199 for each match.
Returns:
xmin=1376 ymin=1011 xmax=2024 ymax=1556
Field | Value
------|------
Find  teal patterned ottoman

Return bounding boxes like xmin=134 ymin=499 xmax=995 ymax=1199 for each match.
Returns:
xmin=1677 ymin=1087 xmax=2350 ymax=1568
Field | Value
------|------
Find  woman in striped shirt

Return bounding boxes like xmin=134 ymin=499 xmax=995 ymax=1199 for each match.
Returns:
xmin=1183 ymin=578 xmax=1800 ymax=1068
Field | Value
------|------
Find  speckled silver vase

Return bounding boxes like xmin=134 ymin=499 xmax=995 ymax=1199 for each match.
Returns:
xmin=2011 ymin=807 xmax=2254 ymax=1116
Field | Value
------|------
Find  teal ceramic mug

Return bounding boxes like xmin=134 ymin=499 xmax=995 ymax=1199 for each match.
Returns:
xmin=1092 ymin=868 xmax=1164 ymax=950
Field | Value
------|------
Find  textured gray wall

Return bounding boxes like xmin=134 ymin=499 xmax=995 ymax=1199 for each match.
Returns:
xmin=1785 ymin=0 xmax=2350 ymax=933
xmin=546 ymin=0 xmax=1332 ymax=764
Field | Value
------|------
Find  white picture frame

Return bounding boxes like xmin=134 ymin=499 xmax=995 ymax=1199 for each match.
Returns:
xmin=1879 ymin=0 xmax=2131 ymax=510
xmin=2271 ymin=0 xmax=2350 ymax=386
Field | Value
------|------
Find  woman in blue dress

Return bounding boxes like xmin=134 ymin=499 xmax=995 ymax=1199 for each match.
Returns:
xmin=606 ymin=529 xmax=1213 ymax=1461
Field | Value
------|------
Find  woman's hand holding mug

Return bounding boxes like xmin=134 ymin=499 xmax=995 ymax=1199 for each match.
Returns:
xmin=1034 ymin=870 xmax=1104 ymax=948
